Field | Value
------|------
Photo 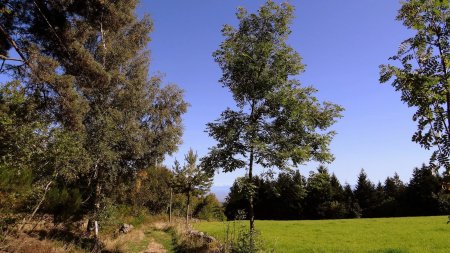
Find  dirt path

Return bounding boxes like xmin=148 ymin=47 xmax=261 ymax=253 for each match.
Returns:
xmin=141 ymin=239 xmax=167 ymax=253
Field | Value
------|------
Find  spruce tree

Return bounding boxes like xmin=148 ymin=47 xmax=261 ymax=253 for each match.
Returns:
xmin=354 ymin=169 xmax=377 ymax=217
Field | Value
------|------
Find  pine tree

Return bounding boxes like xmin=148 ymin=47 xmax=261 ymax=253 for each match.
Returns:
xmin=172 ymin=149 xmax=213 ymax=225
xmin=354 ymin=169 xmax=377 ymax=217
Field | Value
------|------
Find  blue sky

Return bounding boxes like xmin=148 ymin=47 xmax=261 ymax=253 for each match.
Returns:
xmin=138 ymin=0 xmax=432 ymax=187
xmin=0 ymin=1 xmax=431 ymax=188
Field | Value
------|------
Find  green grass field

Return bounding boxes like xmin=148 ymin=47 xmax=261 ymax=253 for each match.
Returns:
xmin=194 ymin=216 xmax=450 ymax=253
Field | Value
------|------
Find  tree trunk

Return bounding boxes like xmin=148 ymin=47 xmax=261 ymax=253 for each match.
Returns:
xmin=88 ymin=175 xmax=102 ymax=238
xmin=248 ymin=99 xmax=256 ymax=249
xmin=248 ymin=145 xmax=255 ymax=249
xmin=169 ymin=188 xmax=173 ymax=223
xmin=186 ymin=192 xmax=190 ymax=227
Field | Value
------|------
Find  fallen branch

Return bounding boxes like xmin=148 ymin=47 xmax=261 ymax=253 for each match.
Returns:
xmin=18 ymin=172 xmax=58 ymax=232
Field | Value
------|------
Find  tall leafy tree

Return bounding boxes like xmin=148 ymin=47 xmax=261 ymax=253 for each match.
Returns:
xmin=172 ymin=149 xmax=213 ymax=225
xmin=203 ymin=0 xmax=343 ymax=237
xmin=223 ymin=177 xmax=249 ymax=219
xmin=384 ymin=173 xmax=405 ymax=199
xmin=0 ymin=0 xmax=187 ymax=229
xmin=380 ymin=0 xmax=450 ymax=175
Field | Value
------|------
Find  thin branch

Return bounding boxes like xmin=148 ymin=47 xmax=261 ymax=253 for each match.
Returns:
xmin=100 ymin=21 xmax=107 ymax=67
xmin=0 ymin=54 xmax=24 ymax=62
xmin=0 ymin=24 xmax=30 ymax=68
xmin=33 ymin=0 xmax=70 ymax=54
xmin=18 ymin=172 xmax=59 ymax=232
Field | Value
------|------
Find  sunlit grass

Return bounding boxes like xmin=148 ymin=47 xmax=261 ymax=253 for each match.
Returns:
xmin=195 ymin=216 xmax=450 ymax=253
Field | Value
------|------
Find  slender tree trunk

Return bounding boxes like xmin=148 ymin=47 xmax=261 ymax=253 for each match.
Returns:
xmin=0 ymin=24 xmax=29 ymax=65
xmin=89 ymin=164 xmax=101 ymax=239
xmin=169 ymin=188 xmax=173 ymax=223
xmin=248 ymin=99 xmax=256 ymax=249
xmin=248 ymin=146 xmax=255 ymax=248
xmin=186 ymin=192 xmax=191 ymax=227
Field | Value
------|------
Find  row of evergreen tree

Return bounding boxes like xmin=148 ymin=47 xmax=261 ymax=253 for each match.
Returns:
xmin=224 ymin=165 xmax=450 ymax=220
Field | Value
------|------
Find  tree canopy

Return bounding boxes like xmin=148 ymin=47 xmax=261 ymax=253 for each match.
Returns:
xmin=380 ymin=0 xmax=450 ymax=175
xmin=202 ymin=0 xmax=343 ymax=236
xmin=0 ymin=0 xmax=188 ymax=223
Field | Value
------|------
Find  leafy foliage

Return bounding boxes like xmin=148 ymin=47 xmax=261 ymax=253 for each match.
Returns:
xmin=380 ymin=0 xmax=450 ymax=175
xmin=203 ymin=0 xmax=343 ymax=234
xmin=0 ymin=0 xmax=188 ymax=222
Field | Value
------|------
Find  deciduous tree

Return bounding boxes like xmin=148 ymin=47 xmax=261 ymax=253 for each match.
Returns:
xmin=380 ymin=0 xmax=450 ymax=175
xmin=0 ymin=0 xmax=187 ymax=231
xmin=202 ymin=0 xmax=343 ymax=240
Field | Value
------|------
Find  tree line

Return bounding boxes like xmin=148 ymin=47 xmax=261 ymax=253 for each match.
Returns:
xmin=224 ymin=165 xmax=450 ymax=220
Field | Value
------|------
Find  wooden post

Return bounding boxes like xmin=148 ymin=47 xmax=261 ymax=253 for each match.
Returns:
xmin=94 ymin=221 xmax=99 ymax=238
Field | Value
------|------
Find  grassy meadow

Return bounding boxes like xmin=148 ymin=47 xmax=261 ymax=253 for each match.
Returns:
xmin=194 ymin=216 xmax=450 ymax=253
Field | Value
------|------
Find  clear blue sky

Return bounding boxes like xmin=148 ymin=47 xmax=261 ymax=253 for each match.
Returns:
xmin=140 ymin=0 xmax=429 ymax=187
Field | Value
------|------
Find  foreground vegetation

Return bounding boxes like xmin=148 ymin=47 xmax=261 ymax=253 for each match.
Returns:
xmin=195 ymin=216 xmax=450 ymax=253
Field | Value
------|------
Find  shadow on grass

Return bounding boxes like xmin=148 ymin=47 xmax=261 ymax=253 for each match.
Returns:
xmin=34 ymin=228 xmax=105 ymax=252
xmin=369 ymin=249 xmax=407 ymax=253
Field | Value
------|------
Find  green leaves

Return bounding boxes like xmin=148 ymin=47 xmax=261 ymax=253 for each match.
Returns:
xmin=205 ymin=0 xmax=342 ymax=175
xmin=380 ymin=0 xmax=450 ymax=174
xmin=1 ymin=0 xmax=188 ymax=217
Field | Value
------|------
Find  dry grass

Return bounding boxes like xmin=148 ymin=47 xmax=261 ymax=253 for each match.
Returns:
xmin=2 ymin=233 xmax=82 ymax=253
xmin=102 ymin=228 xmax=146 ymax=252
xmin=143 ymin=238 xmax=167 ymax=253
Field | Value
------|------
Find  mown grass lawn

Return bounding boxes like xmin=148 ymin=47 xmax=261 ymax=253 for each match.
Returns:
xmin=194 ymin=216 xmax=450 ymax=253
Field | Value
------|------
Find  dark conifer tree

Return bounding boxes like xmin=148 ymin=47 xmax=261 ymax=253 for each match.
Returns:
xmin=354 ymin=169 xmax=378 ymax=217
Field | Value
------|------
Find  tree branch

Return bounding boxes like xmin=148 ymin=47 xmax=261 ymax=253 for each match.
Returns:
xmin=0 ymin=54 xmax=24 ymax=62
xmin=18 ymin=172 xmax=58 ymax=232
xmin=0 ymin=24 xmax=30 ymax=68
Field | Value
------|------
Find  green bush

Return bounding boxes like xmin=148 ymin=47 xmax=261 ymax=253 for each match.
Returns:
xmin=195 ymin=194 xmax=226 ymax=221
xmin=44 ymin=187 xmax=82 ymax=222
